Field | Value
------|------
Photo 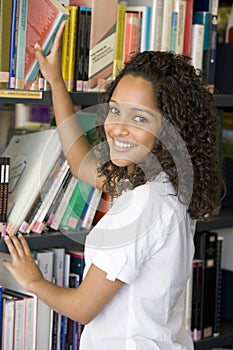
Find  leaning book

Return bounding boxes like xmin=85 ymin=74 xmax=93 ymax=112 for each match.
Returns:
xmin=2 ymin=128 xmax=62 ymax=235
xmin=24 ymin=0 xmax=69 ymax=90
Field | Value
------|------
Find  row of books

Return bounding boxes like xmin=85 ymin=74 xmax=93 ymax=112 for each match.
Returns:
xmin=184 ymin=231 xmax=223 ymax=342
xmin=0 ymin=246 xmax=85 ymax=349
xmin=0 ymin=0 xmax=221 ymax=93
xmin=1 ymin=128 xmax=108 ymax=236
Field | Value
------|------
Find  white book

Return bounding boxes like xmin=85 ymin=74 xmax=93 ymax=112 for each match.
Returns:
xmin=190 ymin=23 xmax=204 ymax=71
xmin=35 ymin=249 xmax=54 ymax=350
xmin=3 ymin=128 xmax=62 ymax=235
xmin=81 ymin=188 xmax=102 ymax=230
xmin=175 ymin=0 xmax=187 ymax=54
xmin=2 ymin=296 xmax=15 ymax=350
xmin=161 ymin=0 xmax=173 ymax=52
xmin=0 ymin=253 xmax=37 ymax=350
xmin=49 ymin=247 xmax=65 ymax=350
xmin=31 ymin=159 xmax=70 ymax=234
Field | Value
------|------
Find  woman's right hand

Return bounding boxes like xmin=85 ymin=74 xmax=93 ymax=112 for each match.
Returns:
xmin=34 ymin=20 xmax=67 ymax=89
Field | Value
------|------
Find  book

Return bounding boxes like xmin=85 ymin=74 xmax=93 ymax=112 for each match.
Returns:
xmin=0 ymin=0 xmax=13 ymax=88
xmin=112 ymin=2 xmax=127 ymax=80
xmin=61 ymin=6 xmax=72 ymax=89
xmin=170 ymin=0 xmax=180 ymax=53
xmin=194 ymin=231 xmax=218 ymax=339
xmin=2 ymin=128 xmax=62 ymax=235
xmin=65 ymin=6 xmax=78 ymax=92
xmin=1 ymin=294 xmax=15 ymax=350
xmin=74 ymin=6 xmax=86 ymax=92
xmin=70 ymin=0 xmax=118 ymax=91
xmin=15 ymin=0 xmax=28 ymax=89
xmin=193 ymin=11 xmax=212 ymax=85
xmin=49 ymin=174 xmax=78 ymax=231
xmin=60 ymin=180 xmax=94 ymax=231
xmin=82 ymin=7 xmax=92 ymax=91
xmin=190 ymin=23 xmax=205 ymax=71
xmin=49 ymin=247 xmax=65 ymax=350
xmin=3 ymin=288 xmax=37 ymax=350
xmin=160 ymin=0 xmax=173 ymax=52
xmin=213 ymin=236 xmax=224 ymax=337
xmin=60 ymin=253 xmax=70 ymax=350
xmin=0 ymin=157 xmax=10 ymax=237
xmin=35 ymin=249 xmax=54 ymax=350
xmin=183 ymin=0 xmax=194 ymax=57
xmin=31 ymin=159 xmax=70 ymax=234
xmin=126 ymin=5 xmax=152 ymax=52
xmin=81 ymin=187 xmax=102 ymax=230
xmin=191 ymin=259 xmax=203 ymax=341
xmin=24 ymin=0 xmax=69 ymax=90
xmin=122 ymin=11 xmax=140 ymax=66
xmin=8 ymin=0 xmax=19 ymax=89
xmin=175 ymin=0 xmax=187 ymax=55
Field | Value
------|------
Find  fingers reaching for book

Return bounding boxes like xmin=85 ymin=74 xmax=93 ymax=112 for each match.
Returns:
xmin=3 ymin=235 xmax=44 ymax=293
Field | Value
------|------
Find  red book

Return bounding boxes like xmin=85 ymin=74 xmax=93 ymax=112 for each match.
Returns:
xmin=24 ymin=0 xmax=69 ymax=90
xmin=183 ymin=0 xmax=194 ymax=57
xmin=122 ymin=11 xmax=140 ymax=66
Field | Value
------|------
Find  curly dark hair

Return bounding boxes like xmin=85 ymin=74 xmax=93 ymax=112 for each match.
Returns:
xmin=92 ymin=51 xmax=222 ymax=221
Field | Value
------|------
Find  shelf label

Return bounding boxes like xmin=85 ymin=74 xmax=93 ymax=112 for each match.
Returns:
xmin=0 ymin=89 xmax=42 ymax=99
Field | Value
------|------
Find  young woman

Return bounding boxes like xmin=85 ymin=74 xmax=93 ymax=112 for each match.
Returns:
xmin=3 ymin=22 xmax=221 ymax=349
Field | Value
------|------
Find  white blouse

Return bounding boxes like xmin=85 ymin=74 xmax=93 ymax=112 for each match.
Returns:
xmin=80 ymin=172 xmax=195 ymax=350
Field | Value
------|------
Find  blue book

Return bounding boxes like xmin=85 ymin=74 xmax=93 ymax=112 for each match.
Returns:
xmin=8 ymin=0 xmax=18 ymax=89
xmin=15 ymin=0 xmax=28 ymax=89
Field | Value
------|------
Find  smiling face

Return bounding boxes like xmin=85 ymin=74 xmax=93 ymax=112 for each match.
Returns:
xmin=104 ymin=74 xmax=161 ymax=169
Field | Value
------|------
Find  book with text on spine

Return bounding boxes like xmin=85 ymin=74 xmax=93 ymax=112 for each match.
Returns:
xmin=2 ymin=129 xmax=62 ymax=235
xmin=24 ymin=0 xmax=69 ymax=90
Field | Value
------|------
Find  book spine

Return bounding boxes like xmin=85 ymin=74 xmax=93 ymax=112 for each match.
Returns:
xmin=191 ymin=259 xmax=203 ymax=341
xmin=15 ymin=0 xmax=28 ymax=89
xmin=190 ymin=23 xmax=205 ymax=71
xmin=193 ymin=11 xmax=212 ymax=85
xmin=60 ymin=180 xmax=93 ymax=231
xmin=208 ymin=0 xmax=219 ymax=93
xmin=170 ymin=0 xmax=180 ymax=52
xmin=74 ymin=6 xmax=86 ymax=92
xmin=183 ymin=0 xmax=194 ymax=57
xmin=81 ymin=188 xmax=102 ymax=230
xmin=82 ymin=7 xmax=92 ymax=91
xmin=122 ymin=11 xmax=140 ymax=65
xmin=8 ymin=0 xmax=18 ymax=89
xmin=175 ymin=0 xmax=187 ymax=55
xmin=112 ymin=2 xmax=127 ymax=79
xmin=61 ymin=7 xmax=71 ymax=89
xmin=67 ymin=6 xmax=78 ymax=92
xmin=2 ymin=297 xmax=14 ymax=350
xmin=213 ymin=236 xmax=224 ymax=337
xmin=50 ymin=175 xmax=78 ymax=231
xmin=149 ymin=0 xmax=164 ymax=51
xmin=161 ymin=0 xmax=173 ymax=52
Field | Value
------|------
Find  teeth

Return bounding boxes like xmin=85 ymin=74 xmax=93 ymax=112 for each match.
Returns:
xmin=114 ymin=139 xmax=135 ymax=149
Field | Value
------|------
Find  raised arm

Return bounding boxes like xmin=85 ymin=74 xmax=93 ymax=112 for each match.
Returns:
xmin=34 ymin=21 xmax=104 ymax=189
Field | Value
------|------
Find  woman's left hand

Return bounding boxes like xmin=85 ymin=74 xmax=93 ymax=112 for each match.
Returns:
xmin=3 ymin=234 xmax=44 ymax=293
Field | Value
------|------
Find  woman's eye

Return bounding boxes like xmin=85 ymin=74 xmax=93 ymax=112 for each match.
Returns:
xmin=133 ymin=115 xmax=147 ymax=123
xmin=110 ymin=107 xmax=120 ymax=115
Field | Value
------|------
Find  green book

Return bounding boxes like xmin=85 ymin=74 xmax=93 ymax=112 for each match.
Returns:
xmin=60 ymin=180 xmax=93 ymax=231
